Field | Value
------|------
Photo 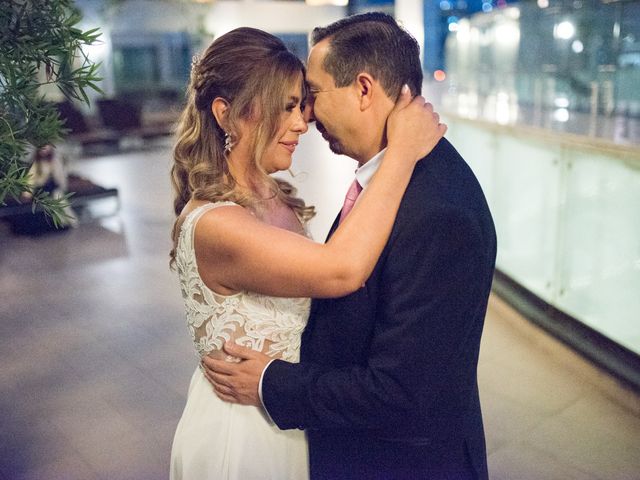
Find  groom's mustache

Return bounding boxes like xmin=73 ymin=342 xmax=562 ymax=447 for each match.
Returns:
xmin=314 ymin=121 xmax=342 ymax=155
xmin=315 ymin=121 xmax=330 ymax=138
xmin=316 ymin=122 xmax=332 ymax=143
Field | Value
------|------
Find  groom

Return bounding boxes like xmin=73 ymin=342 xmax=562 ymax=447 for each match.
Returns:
xmin=204 ymin=12 xmax=496 ymax=480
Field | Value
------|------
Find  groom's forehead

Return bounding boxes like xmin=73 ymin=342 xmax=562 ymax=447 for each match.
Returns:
xmin=307 ymin=40 xmax=330 ymax=69
xmin=306 ymin=43 xmax=334 ymax=86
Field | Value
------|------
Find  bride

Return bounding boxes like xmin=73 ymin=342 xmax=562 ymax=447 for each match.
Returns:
xmin=169 ymin=27 xmax=445 ymax=479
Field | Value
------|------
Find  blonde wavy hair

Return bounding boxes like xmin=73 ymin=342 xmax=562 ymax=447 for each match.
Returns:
xmin=170 ymin=27 xmax=315 ymax=267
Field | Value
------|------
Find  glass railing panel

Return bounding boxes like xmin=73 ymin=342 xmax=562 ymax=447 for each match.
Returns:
xmin=555 ymin=150 xmax=640 ymax=353
xmin=446 ymin=121 xmax=496 ymax=203
xmin=445 ymin=120 xmax=563 ymax=303
xmin=443 ymin=112 xmax=640 ymax=356
xmin=491 ymin=134 xmax=564 ymax=302
xmin=441 ymin=0 xmax=640 ymax=358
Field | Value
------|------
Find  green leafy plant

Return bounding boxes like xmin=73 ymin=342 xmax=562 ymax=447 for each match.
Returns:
xmin=0 ymin=0 xmax=102 ymax=226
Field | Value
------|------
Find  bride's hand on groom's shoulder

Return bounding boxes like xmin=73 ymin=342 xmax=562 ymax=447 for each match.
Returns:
xmin=387 ymin=84 xmax=447 ymax=162
xmin=201 ymin=342 xmax=271 ymax=407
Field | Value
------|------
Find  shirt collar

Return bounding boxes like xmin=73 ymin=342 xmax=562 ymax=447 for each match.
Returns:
xmin=355 ymin=148 xmax=387 ymax=189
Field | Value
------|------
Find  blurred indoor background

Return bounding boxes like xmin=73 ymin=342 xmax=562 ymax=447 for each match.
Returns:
xmin=1 ymin=0 xmax=639 ymax=478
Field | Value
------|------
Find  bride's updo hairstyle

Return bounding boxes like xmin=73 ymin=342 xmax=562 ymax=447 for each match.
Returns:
xmin=170 ymin=27 xmax=314 ymax=266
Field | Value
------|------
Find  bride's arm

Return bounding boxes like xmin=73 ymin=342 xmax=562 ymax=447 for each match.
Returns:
xmin=196 ymin=88 xmax=446 ymax=298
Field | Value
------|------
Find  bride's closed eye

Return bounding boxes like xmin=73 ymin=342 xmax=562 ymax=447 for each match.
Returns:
xmin=285 ymin=101 xmax=298 ymax=112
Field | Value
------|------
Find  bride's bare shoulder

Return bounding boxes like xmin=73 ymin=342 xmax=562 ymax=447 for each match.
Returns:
xmin=190 ymin=201 xmax=257 ymax=248
xmin=175 ymin=200 xmax=244 ymax=244
xmin=180 ymin=199 xmax=239 ymax=218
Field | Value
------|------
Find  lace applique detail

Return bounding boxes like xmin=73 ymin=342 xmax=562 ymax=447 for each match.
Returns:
xmin=175 ymin=202 xmax=310 ymax=363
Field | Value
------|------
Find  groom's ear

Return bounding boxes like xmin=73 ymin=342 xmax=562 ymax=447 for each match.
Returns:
xmin=355 ymin=73 xmax=375 ymax=111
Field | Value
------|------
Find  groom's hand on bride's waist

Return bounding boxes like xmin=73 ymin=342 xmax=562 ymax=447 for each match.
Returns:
xmin=201 ymin=342 xmax=270 ymax=407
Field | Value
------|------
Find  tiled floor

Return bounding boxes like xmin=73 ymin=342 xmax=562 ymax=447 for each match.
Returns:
xmin=1 ymin=133 xmax=639 ymax=479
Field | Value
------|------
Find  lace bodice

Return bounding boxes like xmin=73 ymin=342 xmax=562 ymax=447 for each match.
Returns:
xmin=175 ymin=202 xmax=310 ymax=363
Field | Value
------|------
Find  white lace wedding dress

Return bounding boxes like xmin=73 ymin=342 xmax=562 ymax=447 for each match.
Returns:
xmin=170 ymin=202 xmax=310 ymax=480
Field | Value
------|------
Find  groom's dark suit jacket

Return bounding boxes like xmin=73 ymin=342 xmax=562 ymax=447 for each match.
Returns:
xmin=263 ymin=138 xmax=496 ymax=480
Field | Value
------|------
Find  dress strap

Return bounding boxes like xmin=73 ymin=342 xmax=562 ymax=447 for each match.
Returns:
xmin=179 ymin=201 xmax=240 ymax=254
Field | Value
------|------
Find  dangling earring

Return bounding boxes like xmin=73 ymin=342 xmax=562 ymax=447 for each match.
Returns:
xmin=224 ymin=132 xmax=235 ymax=154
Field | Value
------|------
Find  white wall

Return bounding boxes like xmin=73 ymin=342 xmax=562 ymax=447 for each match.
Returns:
xmin=98 ymin=0 xmax=344 ymax=38
xmin=203 ymin=1 xmax=345 ymax=38
xmin=76 ymin=0 xmax=346 ymax=103
xmin=395 ymin=0 xmax=425 ymax=67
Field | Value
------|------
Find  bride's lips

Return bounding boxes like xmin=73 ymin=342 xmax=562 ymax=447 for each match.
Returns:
xmin=279 ymin=141 xmax=298 ymax=154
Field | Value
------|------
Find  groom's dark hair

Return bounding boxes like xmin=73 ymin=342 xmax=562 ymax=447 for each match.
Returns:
xmin=311 ymin=12 xmax=423 ymax=98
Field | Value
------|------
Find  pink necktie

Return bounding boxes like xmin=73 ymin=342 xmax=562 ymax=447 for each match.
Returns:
xmin=339 ymin=178 xmax=362 ymax=224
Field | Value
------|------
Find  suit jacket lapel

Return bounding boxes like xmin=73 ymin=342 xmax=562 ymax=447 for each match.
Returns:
xmin=325 ymin=212 xmax=341 ymax=242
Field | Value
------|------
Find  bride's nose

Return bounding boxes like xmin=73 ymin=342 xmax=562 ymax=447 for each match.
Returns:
xmin=293 ymin=109 xmax=308 ymax=134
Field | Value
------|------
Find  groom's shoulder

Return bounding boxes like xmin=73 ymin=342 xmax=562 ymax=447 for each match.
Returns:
xmin=409 ymin=138 xmax=469 ymax=189
xmin=420 ymin=137 xmax=466 ymax=171
xmin=404 ymin=138 xmax=487 ymax=217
